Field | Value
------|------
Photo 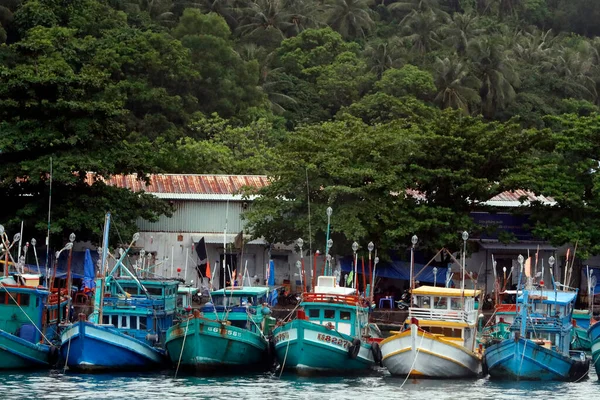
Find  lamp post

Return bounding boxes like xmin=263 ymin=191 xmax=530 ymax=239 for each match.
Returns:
xmin=140 ymin=249 xmax=146 ymax=277
xmin=433 ymin=266 xmax=438 ymax=287
xmin=66 ymin=233 xmax=76 ymax=320
xmin=326 ymin=254 xmax=332 ymax=280
xmin=410 ymin=235 xmax=418 ymax=291
xmin=31 ymin=238 xmax=40 ymax=275
xmin=461 ymin=231 xmax=468 ymax=293
xmin=326 ymin=238 xmax=333 ymax=276
xmin=298 ymin=238 xmax=306 ymax=292
xmin=371 ymin=256 xmax=380 ymax=303
xmin=313 ymin=250 xmax=320 ymax=289
xmin=352 ymin=241 xmax=359 ymax=292
xmin=324 ymin=207 xmax=333 ymax=275
xmin=368 ymin=242 xmax=374 ymax=296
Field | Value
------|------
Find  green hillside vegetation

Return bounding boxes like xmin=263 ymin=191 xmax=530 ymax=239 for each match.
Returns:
xmin=1 ymin=0 xmax=600 ymax=255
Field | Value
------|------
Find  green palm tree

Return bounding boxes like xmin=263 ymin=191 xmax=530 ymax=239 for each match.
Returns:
xmin=362 ymin=36 xmax=407 ymax=78
xmin=512 ymin=28 xmax=555 ymax=65
xmin=387 ymin=0 xmax=445 ymax=19
xmin=545 ymin=46 xmax=596 ymax=101
xmin=467 ymin=36 xmax=519 ymax=118
xmin=433 ymin=56 xmax=481 ymax=115
xmin=440 ymin=12 xmax=484 ymax=55
xmin=400 ymin=10 xmax=444 ymax=56
xmin=325 ymin=0 xmax=376 ymax=39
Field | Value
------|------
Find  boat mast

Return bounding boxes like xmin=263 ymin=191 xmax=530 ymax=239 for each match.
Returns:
xmin=97 ymin=213 xmax=111 ymax=325
xmin=45 ymin=158 xmax=52 ymax=288
xmin=324 ymin=207 xmax=332 ymax=277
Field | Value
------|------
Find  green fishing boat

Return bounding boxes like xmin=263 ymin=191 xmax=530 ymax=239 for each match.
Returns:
xmin=165 ymin=286 xmax=275 ymax=372
xmin=571 ymin=310 xmax=592 ymax=351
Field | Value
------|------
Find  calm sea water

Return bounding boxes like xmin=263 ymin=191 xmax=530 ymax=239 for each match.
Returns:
xmin=1 ymin=368 xmax=598 ymax=400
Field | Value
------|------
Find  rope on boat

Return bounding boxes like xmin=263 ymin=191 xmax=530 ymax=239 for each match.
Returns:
xmin=278 ymin=329 xmax=292 ymax=378
xmin=518 ymin=338 xmax=527 ymax=377
xmin=0 ymin=283 xmax=52 ymax=345
xmin=63 ymin=334 xmax=71 ymax=373
xmin=399 ymin=328 xmax=426 ymax=389
xmin=174 ymin=316 xmax=191 ymax=378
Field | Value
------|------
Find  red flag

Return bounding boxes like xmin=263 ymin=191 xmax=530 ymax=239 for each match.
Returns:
xmin=205 ymin=260 xmax=211 ymax=279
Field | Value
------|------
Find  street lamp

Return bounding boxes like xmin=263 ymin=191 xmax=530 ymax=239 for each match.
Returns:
xmin=368 ymin=242 xmax=374 ymax=299
xmin=410 ymin=235 xmax=418 ymax=291
xmin=326 ymin=238 xmax=333 ymax=276
xmin=298 ymin=238 xmax=305 ymax=292
xmin=461 ymin=231 xmax=468 ymax=292
xmin=325 ymin=207 xmax=333 ymax=275
xmin=433 ymin=266 xmax=438 ymax=287
xmin=352 ymin=241 xmax=359 ymax=291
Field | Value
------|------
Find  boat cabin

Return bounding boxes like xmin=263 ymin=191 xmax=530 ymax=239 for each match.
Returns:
xmin=408 ymin=286 xmax=481 ymax=348
xmin=512 ymin=290 xmax=577 ymax=355
xmin=0 ymin=274 xmax=67 ymax=344
xmin=100 ymin=278 xmax=179 ymax=345
xmin=177 ymin=285 xmax=198 ymax=312
xmin=301 ymin=276 xmax=369 ymax=337
xmin=201 ymin=286 xmax=272 ymax=334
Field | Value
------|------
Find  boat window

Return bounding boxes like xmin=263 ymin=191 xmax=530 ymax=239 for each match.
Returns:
xmin=308 ymin=309 xmax=320 ymax=318
xmin=7 ymin=293 xmax=17 ymax=305
xmin=147 ymin=288 xmax=162 ymax=296
xmin=450 ymin=298 xmax=462 ymax=310
xmin=433 ymin=296 xmax=447 ymax=310
xmin=324 ymin=309 xmax=335 ymax=319
xmin=111 ymin=315 xmax=118 ymax=326
xmin=416 ymin=296 xmax=430 ymax=308
xmin=103 ymin=315 xmax=109 ymax=324
xmin=0 ymin=292 xmax=5 ymax=304
xmin=20 ymin=294 xmax=30 ymax=306
xmin=121 ymin=316 xmax=128 ymax=329
xmin=340 ymin=311 xmax=351 ymax=321
xmin=123 ymin=286 xmax=138 ymax=296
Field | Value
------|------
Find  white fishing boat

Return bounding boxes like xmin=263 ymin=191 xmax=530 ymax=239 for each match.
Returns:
xmin=380 ymin=286 xmax=483 ymax=378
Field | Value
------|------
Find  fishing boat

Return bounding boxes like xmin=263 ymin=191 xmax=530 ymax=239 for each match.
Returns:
xmin=0 ymin=273 xmax=69 ymax=369
xmin=479 ymin=293 xmax=517 ymax=348
xmin=589 ymin=319 xmax=600 ymax=378
xmin=272 ymin=275 xmax=381 ymax=375
xmin=380 ymin=286 xmax=483 ymax=378
xmin=571 ymin=309 xmax=592 ymax=351
xmin=485 ymin=289 xmax=589 ymax=381
xmin=60 ymin=216 xmax=179 ymax=371
xmin=165 ymin=286 xmax=276 ymax=372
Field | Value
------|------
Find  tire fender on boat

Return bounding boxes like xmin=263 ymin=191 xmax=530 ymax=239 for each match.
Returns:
xmin=348 ymin=338 xmax=361 ymax=359
xmin=370 ymin=342 xmax=383 ymax=366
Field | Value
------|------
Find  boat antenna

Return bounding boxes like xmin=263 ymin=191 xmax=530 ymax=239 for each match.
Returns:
xmin=45 ymin=157 xmax=52 ymax=287
xmin=305 ymin=167 xmax=312 ymax=289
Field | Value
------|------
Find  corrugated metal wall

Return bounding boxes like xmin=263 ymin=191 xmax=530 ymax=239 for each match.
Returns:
xmin=137 ymin=201 xmax=247 ymax=233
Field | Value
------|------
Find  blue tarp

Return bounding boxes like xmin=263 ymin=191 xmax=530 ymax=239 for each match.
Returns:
xmin=340 ymin=258 xmax=448 ymax=284
xmin=83 ymin=249 xmax=96 ymax=290
xmin=267 ymin=260 xmax=275 ymax=286
xmin=35 ymin=250 xmax=99 ymax=280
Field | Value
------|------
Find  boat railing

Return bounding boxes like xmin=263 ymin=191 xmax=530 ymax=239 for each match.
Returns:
xmin=409 ymin=307 xmax=478 ymax=324
xmin=302 ymin=292 xmax=360 ymax=305
xmin=202 ymin=304 xmax=258 ymax=314
xmin=103 ymin=296 xmax=166 ymax=309
xmin=512 ymin=315 xmax=564 ymax=332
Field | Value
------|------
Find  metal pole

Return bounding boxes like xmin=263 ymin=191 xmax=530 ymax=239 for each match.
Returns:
xmin=324 ymin=207 xmax=332 ymax=276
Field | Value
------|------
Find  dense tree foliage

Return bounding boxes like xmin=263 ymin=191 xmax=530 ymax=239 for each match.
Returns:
xmin=2 ymin=0 xmax=600 ymax=254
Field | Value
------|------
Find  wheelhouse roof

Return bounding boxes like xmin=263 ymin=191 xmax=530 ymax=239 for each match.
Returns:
xmin=210 ymin=286 xmax=269 ymax=296
xmin=412 ymin=286 xmax=481 ymax=297
xmin=517 ymin=290 xmax=577 ymax=306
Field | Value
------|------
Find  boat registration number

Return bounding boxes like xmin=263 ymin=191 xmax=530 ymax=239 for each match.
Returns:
xmin=273 ymin=331 xmax=289 ymax=343
xmin=317 ymin=333 xmax=350 ymax=348
xmin=207 ymin=326 xmax=242 ymax=337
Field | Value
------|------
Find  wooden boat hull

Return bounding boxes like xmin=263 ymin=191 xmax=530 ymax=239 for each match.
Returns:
xmin=0 ymin=329 xmax=54 ymax=369
xmin=272 ymin=319 xmax=375 ymax=375
xmin=485 ymin=336 xmax=589 ymax=381
xmin=381 ymin=324 xmax=481 ymax=378
xmin=589 ymin=321 xmax=600 ymax=378
xmin=60 ymin=320 xmax=165 ymax=371
xmin=165 ymin=316 xmax=268 ymax=372
xmin=571 ymin=325 xmax=591 ymax=351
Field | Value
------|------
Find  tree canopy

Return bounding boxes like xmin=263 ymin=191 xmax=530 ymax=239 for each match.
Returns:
xmin=2 ymin=0 xmax=600 ymax=255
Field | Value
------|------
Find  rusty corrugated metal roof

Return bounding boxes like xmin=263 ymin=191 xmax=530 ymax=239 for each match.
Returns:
xmin=485 ymin=190 xmax=555 ymax=206
xmin=88 ymin=173 xmax=269 ymax=198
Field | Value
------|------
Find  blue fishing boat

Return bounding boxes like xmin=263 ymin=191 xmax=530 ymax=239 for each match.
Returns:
xmin=485 ymin=289 xmax=589 ymax=381
xmin=165 ymin=286 xmax=276 ymax=372
xmin=60 ymin=276 xmax=178 ymax=371
xmin=588 ymin=319 xmax=600 ymax=378
xmin=60 ymin=216 xmax=179 ymax=371
xmin=272 ymin=276 xmax=381 ymax=375
xmin=0 ymin=273 xmax=69 ymax=369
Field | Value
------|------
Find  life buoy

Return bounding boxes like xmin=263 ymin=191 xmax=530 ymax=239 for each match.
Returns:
xmin=348 ymin=338 xmax=361 ymax=359
xmin=370 ymin=342 xmax=383 ymax=366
